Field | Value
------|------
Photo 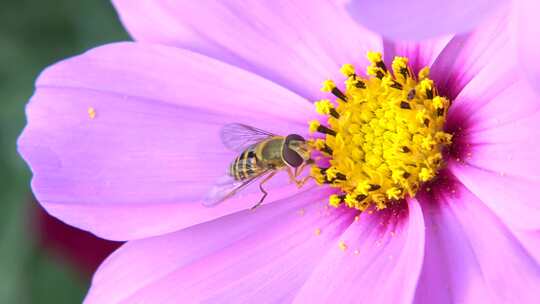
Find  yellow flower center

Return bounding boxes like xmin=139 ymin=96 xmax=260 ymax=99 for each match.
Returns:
xmin=309 ymin=52 xmax=452 ymax=211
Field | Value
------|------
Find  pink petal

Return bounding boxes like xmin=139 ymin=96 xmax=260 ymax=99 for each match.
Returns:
xmin=18 ymin=42 xmax=314 ymax=241
xmin=447 ymin=55 xmax=540 ymax=230
xmin=413 ymin=182 xmax=540 ymax=303
xmin=513 ymin=229 xmax=540 ymax=266
xmin=430 ymin=5 xmax=512 ymax=100
xmin=383 ymin=36 xmax=453 ymax=73
xmin=450 ymin=160 xmax=540 ymax=231
xmin=515 ymin=0 xmax=540 ymax=93
xmin=293 ymin=199 xmax=425 ymax=303
xmin=84 ymin=189 xmax=351 ymax=303
xmin=446 ymin=50 xmax=528 ymax=133
xmin=347 ymin=0 xmax=508 ymax=40
xmin=112 ymin=0 xmax=382 ymax=101
xmin=454 ymin=83 xmax=540 ymax=180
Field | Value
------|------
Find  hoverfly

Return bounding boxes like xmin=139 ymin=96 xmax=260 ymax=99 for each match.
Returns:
xmin=204 ymin=123 xmax=313 ymax=209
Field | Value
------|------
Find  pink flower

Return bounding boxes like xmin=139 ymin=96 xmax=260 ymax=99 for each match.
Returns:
xmin=18 ymin=1 xmax=540 ymax=303
xmin=347 ymin=0 xmax=540 ymax=94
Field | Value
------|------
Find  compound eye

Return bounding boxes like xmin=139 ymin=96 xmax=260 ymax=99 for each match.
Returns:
xmin=282 ymin=146 xmax=303 ymax=167
xmin=282 ymin=134 xmax=305 ymax=167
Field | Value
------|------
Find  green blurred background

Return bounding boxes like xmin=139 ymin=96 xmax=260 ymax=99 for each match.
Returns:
xmin=0 ymin=1 xmax=127 ymax=302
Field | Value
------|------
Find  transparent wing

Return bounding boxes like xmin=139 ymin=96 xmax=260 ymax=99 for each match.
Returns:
xmin=203 ymin=171 xmax=271 ymax=207
xmin=220 ymin=123 xmax=275 ymax=152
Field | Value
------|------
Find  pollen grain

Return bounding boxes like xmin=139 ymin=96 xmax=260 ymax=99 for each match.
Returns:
xmin=87 ymin=107 xmax=96 ymax=119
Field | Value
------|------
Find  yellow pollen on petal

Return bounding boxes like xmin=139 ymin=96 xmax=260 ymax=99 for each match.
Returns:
xmin=87 ymin=107 xmax=96 ymax=119
xmin=309 ymin=52 xmax=452 ymax=211
xmin=339 ymin=241 xmax=348 ymax=251
xmin=315 ymin=228 xmax=322 ymax=236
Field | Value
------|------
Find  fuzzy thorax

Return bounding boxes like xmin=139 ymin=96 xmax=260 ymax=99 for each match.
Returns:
xmin=309 ymin=52 xmax=452 ymax=211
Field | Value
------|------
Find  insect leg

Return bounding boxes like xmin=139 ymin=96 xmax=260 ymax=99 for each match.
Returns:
xmin=293 ymin=159 xmax=314 ymax=177
xmin=250 ymin=171 xmax=277 ymax=210
xmin=287 ymin=166 xmax=313 ymax=188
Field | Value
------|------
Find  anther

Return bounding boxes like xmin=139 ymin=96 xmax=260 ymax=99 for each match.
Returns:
xmin=426 ymin=89 xmax=434 ymax=99
xmin=437 ymin=108 xmax=444 ymax=116
xmin=334 ymin=172 xmax=347 ymax=181
xmin=329 ymin=108 xmax=340 ymax=119
xmin=329 ymin=194 xmax=346 ymax=207
xmin=320 ymin=144 xmax=333 ymax=155
xmin=407 ymin=89 xmax=416 ymax=100
xmin=400 ymin=101 xmax=411 ymax=109
xmin=340 ymin=64 xmax=356 ymax=77
xmin=331 ymin=87 xmax=348 ymax=102
xmin=309 ymin=120 xmax=337 ymax=136
xmin=356 ymin=194 xmax=367 ymax=201
xmin=390 ymin=81 xmax=403 ymax=90
xmin=399 ymin=67 xmax=409 ymax=79
xmin=315 ymin=100 xmax=340 ymax=118
xmin=355 ymin=81 xmax=366 ymax=89
xmin=375 ymin=61 xmax=387 ymax=72
xmin=322 ymin=79 xmax=348 ymax=101
xmin=369 ymin=184 xmax=381 ymax=191
xmin=317 ymin=125 xmax=336 ymax=136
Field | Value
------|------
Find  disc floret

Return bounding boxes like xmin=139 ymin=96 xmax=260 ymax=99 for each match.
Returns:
xmin=309 ymin=52 xmax=452 ymax=211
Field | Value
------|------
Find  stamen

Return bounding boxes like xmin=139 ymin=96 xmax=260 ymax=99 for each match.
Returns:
xmin=355 ymin=81 xmax=366 ymax=89
xmin=331 ymin=88 xmax=348 ymax=102
xmin=400 ymin=101 xmax=411 ymax=109
xmin=314 ymin=100 xmax=340 ymax=119
xmin=309 ymin=120 xmax=336 ymax=136
xmin=321 ymin=80 xmax=348 ymax=101
xmin=309 ymin=52 xmax=452 ymax=211
xmin=407 ymin=89 xmax=416 ymax=100
xmin=311 ymin=139 xmax=333 ymax=155
xmin=340 ymin=64 xmax=356 ymax=77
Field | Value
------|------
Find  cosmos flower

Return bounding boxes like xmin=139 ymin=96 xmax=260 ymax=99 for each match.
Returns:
xmin=18 ymin=1 xmax=540 ymax=303
xmin=347 ymin=0 xmax=540 ymax=93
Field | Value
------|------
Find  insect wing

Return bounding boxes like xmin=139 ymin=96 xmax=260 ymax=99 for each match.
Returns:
xmin=203 ymin=171 xmax=270 ymax=207
xmin=220 ymin=123 xmax=275 ymax=152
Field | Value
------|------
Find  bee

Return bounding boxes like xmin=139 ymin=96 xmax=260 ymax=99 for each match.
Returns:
xmin=204 ymin=123 xmax=313 ymax=209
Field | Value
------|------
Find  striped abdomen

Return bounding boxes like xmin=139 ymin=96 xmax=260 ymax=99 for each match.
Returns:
xmin=229 ymin=146 xmax=262 ymax=181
